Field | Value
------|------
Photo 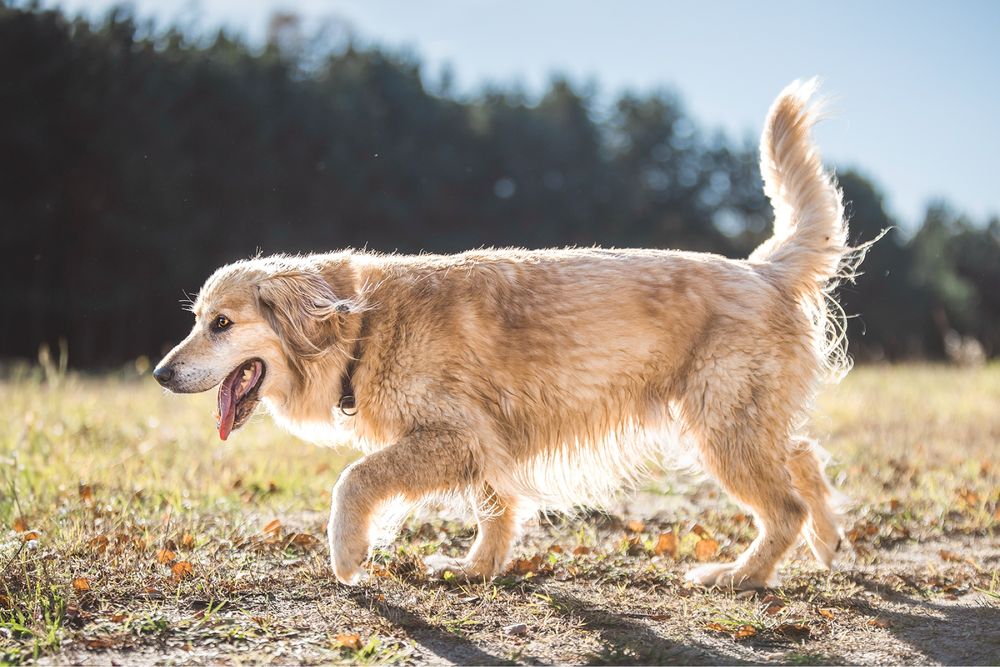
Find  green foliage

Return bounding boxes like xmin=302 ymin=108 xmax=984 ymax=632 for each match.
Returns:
xmin=0 ymin=3 xmax=997 ymax=366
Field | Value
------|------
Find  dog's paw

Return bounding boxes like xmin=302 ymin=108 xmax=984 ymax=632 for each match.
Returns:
xmin=424 ymin=554 xmax=493 ymax=583
xmin=331 ymin=552 xmax=366 ymax=586
xmin=329 ymin=533 xmax=369 ymax=586
xmin=685 ymin=562 xmax=771 ymax=591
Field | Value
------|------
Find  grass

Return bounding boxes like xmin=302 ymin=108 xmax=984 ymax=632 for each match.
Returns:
xmin=1 ymin=362 xmax=999 ymax=664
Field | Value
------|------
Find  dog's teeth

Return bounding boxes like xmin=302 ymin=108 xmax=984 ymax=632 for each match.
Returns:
xmin=234 ymin=365 xmax=257 ymax=398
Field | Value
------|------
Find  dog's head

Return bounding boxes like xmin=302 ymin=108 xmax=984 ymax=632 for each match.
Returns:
xmin=153 ymin=257 xmax=360 ymax=440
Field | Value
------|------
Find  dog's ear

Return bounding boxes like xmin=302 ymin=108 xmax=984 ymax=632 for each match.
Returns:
xmin=256 ymin=271 xmax=361 ymax=360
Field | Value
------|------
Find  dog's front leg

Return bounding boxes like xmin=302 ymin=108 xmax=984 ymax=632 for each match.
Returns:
xmin=328 ymin=428 xmax=476 ymax=585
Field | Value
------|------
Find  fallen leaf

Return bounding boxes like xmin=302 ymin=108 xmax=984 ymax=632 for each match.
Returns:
xmin=653 ymin=532 xmax=678 ymax=558
xmin=761 ymin=594 xmax=785 ymax=615
xmin=548 ymin=544 xmax=563 ymax=554
xmin=110 ymin=614 xmax=127 ymax=623
xmin=181 ymin=533 xmax=195 ymax=548
xmin=626 ymin=612 xmax=671 ymax=621
xmin=774 ymin=623 xmax=811 ymax=638
xmin=939 ymin=549 xmax=980 ymax=569
xmin=156 ymin=549 xmax=176 ymax=564
xmin=171 ymin=561 xmax=193 ymax=578
xmin=958 ymin=489 xmax=979 ymax=506
xmin=290 ymin=533 xmax=321 ymax=548
xmin=625 ymin=519 xmax=645 ymax=533
xmin=72 ymin=577 xmax=91 ymax=592
xmin=572 ymin=545 xmax=591 ymax=556
xmin=12 ymin=517 xmax=28 ymax=532
xmin=705 ymin=622 xmax=728 ymax=633
xmin=84 ymin=636 xmax=116 ymax=649
xmin=692 ymin=523 xmax=710 ymax=538
xmin=511 ymin=555 xmax=542 ymax=575
xmin=734 ymin=624 xmax=757 ymax=639
xmin=335 ymin=632 xmax=363 ymax=650
xmin=818 ymin=608 xmax=836 ymax=620
xmin=89 ymin=535 xmax=110 ymax=554
xmin=694 ymin=538 xmax=719 ymax=562
xmin=868 ymin=618 xmax=891 ymax=629
xmin=370 ymin=563 xmax=392 ymax=578
xmin=263 ymin=519 xmax=282 ymax=536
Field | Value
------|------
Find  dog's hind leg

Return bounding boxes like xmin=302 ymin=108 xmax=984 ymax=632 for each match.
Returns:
xmin=683 ymin=401 xmax=808 ymax=590
xmin=328 ymin=429 xmax=478 ymax=585
xmin=425 ymin=484 xmax=520 ymax=582
xmin=788 ymin=435 xmax=842 ymax=568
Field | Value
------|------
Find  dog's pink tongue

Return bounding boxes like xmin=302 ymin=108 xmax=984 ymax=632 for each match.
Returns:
xmin=217 ymin=373 xmax=238 ymax=441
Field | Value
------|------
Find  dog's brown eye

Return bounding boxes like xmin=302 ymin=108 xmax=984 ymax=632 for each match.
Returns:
xmin=213 ymin=315 xmax=232 ymax=331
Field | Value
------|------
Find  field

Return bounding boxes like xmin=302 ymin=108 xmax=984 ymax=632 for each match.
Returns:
xmin=1 ymin=364 xmax=998 ymax=665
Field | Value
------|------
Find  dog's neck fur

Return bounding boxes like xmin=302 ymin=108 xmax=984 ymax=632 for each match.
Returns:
xmin=261 ymin=262 xmax=395 ymax=448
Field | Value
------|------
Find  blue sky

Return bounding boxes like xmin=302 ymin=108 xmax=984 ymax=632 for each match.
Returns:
xmin=49 ymin=0 xmax=1000 ymax=228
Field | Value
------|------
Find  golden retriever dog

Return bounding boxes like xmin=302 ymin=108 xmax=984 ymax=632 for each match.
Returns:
xmin=154 ymin=80 xmax=862 ymax=590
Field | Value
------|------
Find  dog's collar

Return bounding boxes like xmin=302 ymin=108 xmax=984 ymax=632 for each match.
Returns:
xmin=337 ymin=315 xmax=367 ymax=417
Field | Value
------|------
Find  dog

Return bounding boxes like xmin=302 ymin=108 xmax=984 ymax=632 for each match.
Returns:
xmin=154 ymin=80 xmax=860 ymax=590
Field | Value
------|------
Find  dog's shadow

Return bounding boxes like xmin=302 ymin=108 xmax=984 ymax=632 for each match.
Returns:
xmin=360 ymin=572 xmax=998 ymax=665
xmin=839 ymin=574 xmax=1000 ymax=665
xmin=540 ymin=589 xmax=742 ymax=665
xmin=353 ymin=588 xmax=515 ymax=665
xmin=357 ymin=585 xmax=739 ymax=666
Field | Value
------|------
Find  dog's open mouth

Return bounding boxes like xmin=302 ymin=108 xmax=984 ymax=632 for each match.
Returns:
xmin=215 ymin=359 xmax=265 ymax=441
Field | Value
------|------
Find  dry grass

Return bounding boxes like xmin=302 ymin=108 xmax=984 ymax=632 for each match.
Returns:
xmin=1 ymin=363 xmax=998 ymax=665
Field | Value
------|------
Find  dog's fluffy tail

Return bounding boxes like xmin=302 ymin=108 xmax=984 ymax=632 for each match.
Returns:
xmin=751 ymin=79 xmax=877 ymax=380
xmin=751 ymin=78 xmax=848 ymax=294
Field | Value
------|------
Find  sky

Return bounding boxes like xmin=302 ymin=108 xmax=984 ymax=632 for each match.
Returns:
xmin=47 ymin=0 xmax=1000 ymax=228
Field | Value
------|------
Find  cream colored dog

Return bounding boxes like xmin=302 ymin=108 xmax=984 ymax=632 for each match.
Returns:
xmin=154 ymin=80 xmax=859 ymax=590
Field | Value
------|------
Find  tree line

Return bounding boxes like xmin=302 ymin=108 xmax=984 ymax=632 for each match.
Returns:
xmin=1 ymin=3 xmax=997 ymax=368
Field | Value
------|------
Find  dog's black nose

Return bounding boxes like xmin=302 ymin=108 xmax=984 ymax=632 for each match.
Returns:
xmin=153 ymin=365 xmax=175 ymax=386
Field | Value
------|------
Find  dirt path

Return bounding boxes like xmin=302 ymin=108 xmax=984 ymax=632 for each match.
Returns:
xmin=40 ymin=507 xmax=999 ymax=666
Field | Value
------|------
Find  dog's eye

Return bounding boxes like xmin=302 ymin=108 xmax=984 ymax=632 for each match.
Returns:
xmin=212 ymin=315 xmax=232 ymax=331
